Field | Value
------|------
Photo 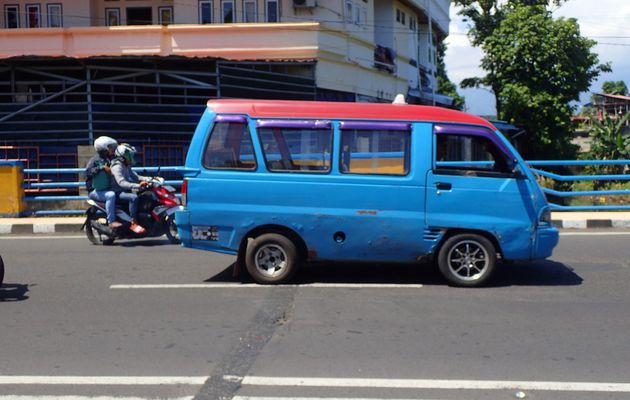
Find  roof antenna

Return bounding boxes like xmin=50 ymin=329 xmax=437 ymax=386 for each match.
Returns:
xmin=392 ymin=93 xmax=407 ymax=105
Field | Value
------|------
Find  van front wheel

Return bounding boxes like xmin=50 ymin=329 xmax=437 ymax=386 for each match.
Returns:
xmin=438 ymin=234 xmax=496 ymax=287
xmin=245 ymin=233 xmax=299 ymax=284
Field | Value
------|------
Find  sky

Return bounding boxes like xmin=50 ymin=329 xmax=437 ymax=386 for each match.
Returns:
xmin=443 ymin=0 xmax=630 ymax=116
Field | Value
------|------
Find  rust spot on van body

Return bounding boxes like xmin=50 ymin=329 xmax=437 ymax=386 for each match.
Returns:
xmin=356 ymin=210 xmax=378 ymax=215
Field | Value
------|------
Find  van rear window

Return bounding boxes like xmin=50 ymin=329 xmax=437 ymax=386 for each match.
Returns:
xmin=257 ymin=121 xmax=333 ymax=173
xmin=340 ymin=124 xmax=411 ymax=176
xmin=203 ymin=118 xmax=256 ymax=170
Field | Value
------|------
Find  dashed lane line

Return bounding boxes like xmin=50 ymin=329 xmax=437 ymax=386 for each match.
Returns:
xmin=0 ymin=376 xmax=207 ymax=385
xmin=233 ymin=397 xmax=441 ymax=400
xmin=0 ymin=397 xmax=192 ymax=400
xmin=226 ymin=375 xmax=630 ymax=392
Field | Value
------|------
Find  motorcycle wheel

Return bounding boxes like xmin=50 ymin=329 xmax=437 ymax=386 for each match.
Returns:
xmin=0 ymin=254 xmax=4 ymax=285
xmin=164 ymin=215 xmax=180 ymax=245
xmin=85 ymin=214 xmax=115 ymax=246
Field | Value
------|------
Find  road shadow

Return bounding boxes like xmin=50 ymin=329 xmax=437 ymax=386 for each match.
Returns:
xmin=202 ymin=259 xmax=582 ymax=288
xmin=490 ymin=260 xmax=582 ymax=287
xmin=0 ymin=283 xmax=30 ymax=302
xmin=116 ymin=238 xmax=177 ymax=247
xmin=204 ymin=262 xmax=245 ymax=283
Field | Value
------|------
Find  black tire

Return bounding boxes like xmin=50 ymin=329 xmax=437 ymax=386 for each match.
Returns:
xmin=245 ymin=233 xmax=300 ymax=284
xmin=164 ymin=215 xmax=180 ymax=244
xmin=85 ymin=214 xmax=115 ymax=246
xmin=0 ymin=254 xmax=4 ymax=285
xmin=437 ymin=233 xmax=496 ymax=287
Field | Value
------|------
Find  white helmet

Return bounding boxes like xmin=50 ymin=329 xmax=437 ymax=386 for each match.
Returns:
xmin=115 ymin=143 xmax=137 ymax=165
xmin=94 ymin=136 xmax=118 ymax=153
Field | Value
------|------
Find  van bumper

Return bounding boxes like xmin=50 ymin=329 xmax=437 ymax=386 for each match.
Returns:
xmin=175 ymin=209 xmax=191 ymax=247
xmin=533 ymin=224 xmax=559 ymax=259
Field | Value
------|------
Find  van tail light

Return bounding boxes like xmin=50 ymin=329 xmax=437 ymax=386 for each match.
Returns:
xmin=181 ymin=178 xmax=188 ymax=206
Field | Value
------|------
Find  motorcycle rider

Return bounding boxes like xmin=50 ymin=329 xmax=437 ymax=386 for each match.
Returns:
xmin=110 ymin=143 xmax=149 ymax=234
xmin=85 ymin=136 xmax=122 ymax=229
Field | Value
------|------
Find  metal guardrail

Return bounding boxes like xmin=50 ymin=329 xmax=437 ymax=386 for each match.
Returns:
xmin=23 ymin=166 xmax=184 ymax=216
xmin=528 ymin=160 xmax=630 ymax=211
xmin=19 ymin=160 xmax=630 ymax=215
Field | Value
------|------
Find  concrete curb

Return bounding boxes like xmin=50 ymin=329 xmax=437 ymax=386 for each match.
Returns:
xmin=0 ymin=222 xmax=85 ymax=235
xmin=552 ymin=219 xmax=630 ymax=229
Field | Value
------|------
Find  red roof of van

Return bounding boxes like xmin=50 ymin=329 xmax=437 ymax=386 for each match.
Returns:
xmin=206 ymin=99 xmax=496 ymax=129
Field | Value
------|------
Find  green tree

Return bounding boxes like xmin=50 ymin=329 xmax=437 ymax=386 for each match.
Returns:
xmin=601 ymin=80 xmax=628 ymax=96
xmin=454 ymin=2 xmax=609 ymax=159
xmin=582 ymin=112 xmax=630 ymax=190
xmin=436 ymin=42 xmax=465 ymax=110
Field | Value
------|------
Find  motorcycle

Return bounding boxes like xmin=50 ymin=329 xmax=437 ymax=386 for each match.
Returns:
xmin=83 ymin=177 xmax=182 ymax=245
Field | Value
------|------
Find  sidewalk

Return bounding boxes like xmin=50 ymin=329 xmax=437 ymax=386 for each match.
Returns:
xmin=1 ymin=212 xmax=629 ymax=234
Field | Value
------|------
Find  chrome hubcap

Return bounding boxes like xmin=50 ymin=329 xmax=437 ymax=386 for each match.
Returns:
xmin=254 ymin=244 xmax=287 ymax=278
xmin=447 ymin=240 xmax=489 ymax=281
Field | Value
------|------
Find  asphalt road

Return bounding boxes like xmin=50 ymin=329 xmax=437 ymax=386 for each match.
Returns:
xmin=1 ymin=231 xmax=629 ymax=400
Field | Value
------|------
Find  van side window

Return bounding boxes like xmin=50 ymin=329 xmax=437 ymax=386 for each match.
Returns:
xmin=203 ymin=117 xmax=256 ymax=170
xmin=256 ymin=120 xmax=333 ymax=173
xmin=339 ymin=121 xmax=411 ymax=176
xmin=435 ymin=134 xmax=512 ymax=176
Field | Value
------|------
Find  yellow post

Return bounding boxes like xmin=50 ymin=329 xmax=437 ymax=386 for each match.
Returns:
xmin=0 ymin=161 xmax=25 ymax=217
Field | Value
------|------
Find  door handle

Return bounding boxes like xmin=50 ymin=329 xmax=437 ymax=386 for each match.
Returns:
xmin=435 ymin=182 xmax=452 ymax=190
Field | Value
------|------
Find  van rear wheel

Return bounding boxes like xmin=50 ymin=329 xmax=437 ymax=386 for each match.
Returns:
xmin=437 ymin=233 xmax=495 ymax=287
xmin=245 ymin=233 xmax=299 ymax=284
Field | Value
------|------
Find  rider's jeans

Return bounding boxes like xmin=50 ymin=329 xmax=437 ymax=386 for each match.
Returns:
xmin=117 ymin=191 xmax=139 ymax=221
xmin=88 ymin=190 xmax=116 ymax=224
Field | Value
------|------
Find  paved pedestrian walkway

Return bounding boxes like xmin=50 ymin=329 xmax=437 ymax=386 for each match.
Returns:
xmin=1 ymin=212 xmax=629 ymax=234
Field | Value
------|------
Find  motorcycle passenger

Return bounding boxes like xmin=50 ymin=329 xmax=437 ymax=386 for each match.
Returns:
xmin=110 ymin=143 xmax=149 ymax=234
xmin=86 ymin=136 xmax=122 ymax=229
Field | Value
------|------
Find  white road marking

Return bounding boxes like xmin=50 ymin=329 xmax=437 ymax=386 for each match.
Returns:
xmin=0 ymin=397 xmax=192 ymax=400
xmin=0 ymin=236 xmax=85 ymax=240
xmin=226 ymin=376 xmax=630 ymax=392
xmin=0 ymin=376 xmax=206 ymax=385
xmin=233 ymin=397 xmax=439 ymax=400
xmin=559 ymin=232 xmax=630 ymax=236
xmin=110 ymin=283 xmax=424 ymax=289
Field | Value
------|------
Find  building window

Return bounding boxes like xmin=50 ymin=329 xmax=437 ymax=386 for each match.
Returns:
xmin=243 ymin=0 xmax=256 ymax=22
xmin=266 ymin=0 xmax=278 ymax=22
xmin=127 ymin=7 xmax=152 ymax=25
xmin=106 ymin=8 xmax=120 ymax=26
xmin=222 ymin=0 xmax=234 ymax=23
xmin=396 ymin=8 xmax=405 ymax=25
xmin=361 ymin=6 xmax=367 ymax=28
xmin=158 ymin=6 xmax=173 ymax=24
xmin=199 ymin=0 xmax=212 ymax=23
xmin=4 ymin=5 xmax=19 ymax=28
xmin=26 ymin=4 xmax=41 ymax=28
xmin=354 ymin=1 xmax=360 ymax=25
xmin=47 ymin=3 xmax=62 ymax=27
xmin=345 ymin=0 xmax=353 ymax=23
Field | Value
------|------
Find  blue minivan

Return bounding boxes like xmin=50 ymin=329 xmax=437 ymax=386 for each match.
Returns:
xmin=175 ymin=99 xmax=559 ymax=286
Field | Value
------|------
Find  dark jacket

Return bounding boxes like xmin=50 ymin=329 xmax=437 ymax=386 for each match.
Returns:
xmin=85 ymin=154 xmax=111 ymax=191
